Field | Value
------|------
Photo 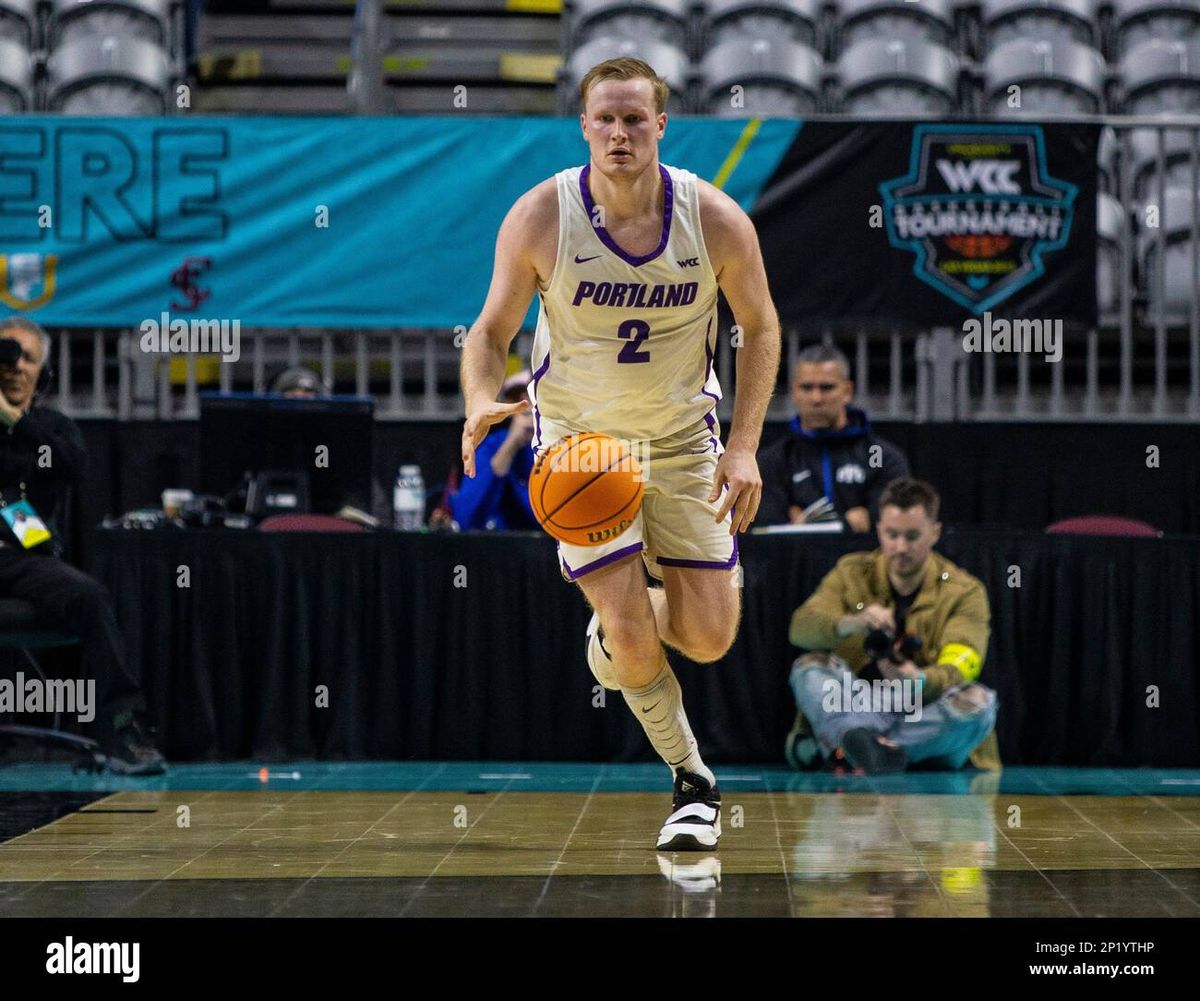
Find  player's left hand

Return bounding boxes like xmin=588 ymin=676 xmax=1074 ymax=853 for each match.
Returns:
xmin=711 ymin=447 xmax=761 ymax=535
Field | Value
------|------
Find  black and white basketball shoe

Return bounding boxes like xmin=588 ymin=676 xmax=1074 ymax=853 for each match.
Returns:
xmin=656 ymin=769 xmax=721 ymax=851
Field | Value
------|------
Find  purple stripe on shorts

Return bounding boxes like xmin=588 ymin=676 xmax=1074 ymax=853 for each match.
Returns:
xmin=531 ymin=350 xmax=551 ymax=449
xmin=560 ymin=541 xmax=644 ymax=581
xmin=657 ymin=535 xmax=739 ymax=570
xmin=579 ymin=164 xmax=673 ymax=267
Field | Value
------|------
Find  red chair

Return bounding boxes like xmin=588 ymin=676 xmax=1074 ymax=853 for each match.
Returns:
xmin=1045 ymin=516 xmax=1162 ymax=537
xmin=258 ymin=514 xmax=366 ymax=533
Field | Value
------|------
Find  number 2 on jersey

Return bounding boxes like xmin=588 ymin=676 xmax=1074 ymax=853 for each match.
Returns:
xmin=616 ymin=318 xmax=651 ymax=364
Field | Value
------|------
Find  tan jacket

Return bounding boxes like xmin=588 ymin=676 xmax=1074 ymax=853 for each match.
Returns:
xmin=789 ymin=549 xmax=1000 ymax=770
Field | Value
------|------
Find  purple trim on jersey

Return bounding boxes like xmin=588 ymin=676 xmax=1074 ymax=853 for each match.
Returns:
xmin=560 ymin=541 xmax=644 ymax=580
xmin=657 ymin=535 xmax=740 ymax=570
xmin=701 ymin=317 xmax=720 ymax=445
xmin=579 ymin=163 xmax=673 ymax=268
xmin=530 ymin=350 xmax=551 ymax=449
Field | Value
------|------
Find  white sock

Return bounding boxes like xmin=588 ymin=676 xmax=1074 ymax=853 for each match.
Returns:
xmin=621 ymin=656 xmax=717 ymax=787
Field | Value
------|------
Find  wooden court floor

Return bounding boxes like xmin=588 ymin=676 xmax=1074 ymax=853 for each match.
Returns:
xmin=1 ymin=763 xmax=1199 ymax=917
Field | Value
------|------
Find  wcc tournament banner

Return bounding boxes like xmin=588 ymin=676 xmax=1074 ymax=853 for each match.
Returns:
xmin=753 ymin=122 xmax=1100 ymax=327
xmin=0 ymin=116 xmax=798 ymax=328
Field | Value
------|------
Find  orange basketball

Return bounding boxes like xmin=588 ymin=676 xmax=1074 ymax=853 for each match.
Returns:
xmin=528 ymin=433 xmax=643 ymax=547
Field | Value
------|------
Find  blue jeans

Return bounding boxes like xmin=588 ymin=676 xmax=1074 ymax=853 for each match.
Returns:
xmin=789 ymin=654 xmax=998 ymax=770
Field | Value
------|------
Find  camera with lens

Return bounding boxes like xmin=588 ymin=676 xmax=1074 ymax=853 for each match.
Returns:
xmin=0 ymin=338 xmax=22 ymax=366
xmin=864 ymin=628 xmax=922 ymax=665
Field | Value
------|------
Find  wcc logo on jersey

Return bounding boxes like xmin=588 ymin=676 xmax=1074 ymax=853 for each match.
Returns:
xmin=878 ymin=125 xmax=1077 ymax=314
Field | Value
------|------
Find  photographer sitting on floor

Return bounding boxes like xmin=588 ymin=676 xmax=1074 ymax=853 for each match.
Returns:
xmin=785 ymin=478 xmax=999 ymax=774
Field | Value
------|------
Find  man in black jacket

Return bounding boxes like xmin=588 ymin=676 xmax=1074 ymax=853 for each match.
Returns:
xmin=0 ymin=316 xmax=165 ymax=774
xmin=757 ymin=345 xmax=909 ymax=532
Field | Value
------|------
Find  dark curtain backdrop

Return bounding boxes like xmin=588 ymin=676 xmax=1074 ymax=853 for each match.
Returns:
xmin=89 ymin=529 xmax=1200 ymax=767
xmin=69 ymin=419 xmax=1200 ymax=572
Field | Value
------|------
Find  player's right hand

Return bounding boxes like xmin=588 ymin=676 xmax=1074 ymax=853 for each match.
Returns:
xmin=462 ymin=399 xmax=531 ymax=477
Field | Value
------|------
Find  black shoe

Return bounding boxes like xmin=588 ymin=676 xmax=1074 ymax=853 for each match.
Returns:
xmin=840 ymin=728 xmax=907 ymax=775
xmin=102 ymin=719 xmax=167 ymax=776
xmin=656 ymin=769 xmax=721 ymax=851
xmin=784 ymin=710 xmax=821 ymax=771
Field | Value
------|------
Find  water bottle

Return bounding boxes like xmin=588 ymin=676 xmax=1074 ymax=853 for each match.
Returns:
xmin=393 ymin=464 xmax=425 ymax=530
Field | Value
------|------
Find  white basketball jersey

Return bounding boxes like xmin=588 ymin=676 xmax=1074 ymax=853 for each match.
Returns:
xmin=529 ymin=162 xmax=722 ymax=447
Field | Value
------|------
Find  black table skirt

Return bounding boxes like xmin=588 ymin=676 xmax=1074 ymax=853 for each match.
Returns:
xmin=91 ymin=528 xmax=1200 ymax=766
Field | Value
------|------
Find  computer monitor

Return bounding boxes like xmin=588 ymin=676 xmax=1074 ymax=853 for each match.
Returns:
xmin=199 ymin=393 xmax=374 ymax=516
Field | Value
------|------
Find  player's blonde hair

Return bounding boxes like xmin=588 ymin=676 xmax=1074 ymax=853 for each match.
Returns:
xmin=579 ymin=57 xmax=669 ymax=116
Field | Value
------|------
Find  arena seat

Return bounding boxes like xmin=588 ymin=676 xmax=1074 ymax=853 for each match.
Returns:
xmin=983 ymin=38 xmax=1106 ymax=116
xmin=0 ymin=0 xmax=35 ymax=48
xmin=46 ymin=35 xmax=172 ymax=114
xmin=1097 ymin=192 xmax=1128 ymax=324
xmin=48 ymin=0 xmax=173 ymax=51
xmin=1120 ymin=39 xmax=1200 ymax=115
xmin=1113 ymin=0 xmax=1200 ymax=57
xmin=834 ymin=0 xmax=956 ymax=52
xmin=699 ymin=36 xmax=822 ymax=116
xmin=0 ymin=34 xmax=33 ymax=112
xmin=1098 ymin=124 xmax=1119 ymax=195
xmin=835 ymin=36 xmax=960 ymax=115
xmin=701 ymin=0 xmax=821 ymax=53
xmin=567 ymin=0 xmax=690 ymax=54
xmin=563 ymin=36 xmax=691 ymax=110
xmin=1137 ymin=183 xmax=1200 ymax=323
xmin=1046 ymin=515 xmax=1162 ymax=536
xmin=982 ymin=0 xmax=1101 ymax=49
xmin=258 ymin=514 xmax=367 ymax=533
xmin=1127 ymin=126 xmax=1198 ymax=200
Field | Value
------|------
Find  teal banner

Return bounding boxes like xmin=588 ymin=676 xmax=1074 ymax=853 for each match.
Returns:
xmin=0 ymin=117 xmax=799 ymax=328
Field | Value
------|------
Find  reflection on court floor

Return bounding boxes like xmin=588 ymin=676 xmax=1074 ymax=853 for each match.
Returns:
xmin=1 ymin=763 xmax=1198 ymax=917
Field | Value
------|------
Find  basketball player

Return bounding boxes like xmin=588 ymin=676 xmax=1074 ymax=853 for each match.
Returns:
xmin=460 ymin=57 xmax=782 ymax=851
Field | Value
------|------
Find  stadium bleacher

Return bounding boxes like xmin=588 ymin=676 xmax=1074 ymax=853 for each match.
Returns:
xmin=0 ymin=1 xmax=1194 ymax=421
xmin=1 ymin=0 xmax=181 ymax=113
xmin=0 ymin=0 xmax=1198 ymax=422
xmin=197 ymin=0 xmax=562 ymax=114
